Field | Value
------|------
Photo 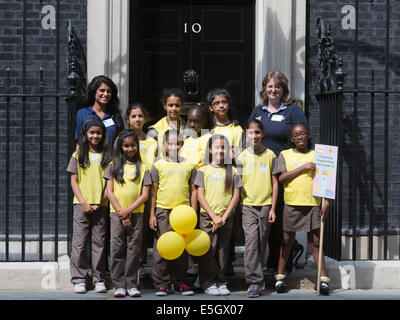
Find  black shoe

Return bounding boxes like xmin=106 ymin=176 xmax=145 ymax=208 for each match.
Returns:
xmin=320 ymin=281 xmax=330 ymax=295
xmin=314 ymin=277 xmax=330 ymax=296
xmin=275 ymin=275 xmax=288 ymax=293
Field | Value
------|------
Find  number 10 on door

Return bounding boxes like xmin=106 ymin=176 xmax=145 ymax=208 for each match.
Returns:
xmin=184 ymin=23 xmax=202 ymax=33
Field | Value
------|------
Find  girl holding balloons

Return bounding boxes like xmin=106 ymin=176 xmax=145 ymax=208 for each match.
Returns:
xmin=194 ymin=134 xmax=243 ymax=296
xmin=149 ymin=129 xmax=197 ymax=296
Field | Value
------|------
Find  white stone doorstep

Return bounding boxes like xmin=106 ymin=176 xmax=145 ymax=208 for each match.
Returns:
xmin=0 ymin=255 xmax=398 ymax=291
xmin=307 ymin=257 xmax=400 ymax=290
xmin=0 ymin=255 xmax=72 ymax=291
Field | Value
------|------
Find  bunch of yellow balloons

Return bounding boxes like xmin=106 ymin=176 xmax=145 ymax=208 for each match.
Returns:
xmin=157 ymin=204 xmax=211 ymax=260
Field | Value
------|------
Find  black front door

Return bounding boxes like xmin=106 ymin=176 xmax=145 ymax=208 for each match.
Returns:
xmin=130 ymin=0 xmax=255 ymax=126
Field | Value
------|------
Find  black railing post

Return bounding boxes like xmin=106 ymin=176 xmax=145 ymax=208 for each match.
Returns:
xmin=314 ymin=18 xmax=346 ymax=260
xmin=5 ymin=69 xmax=10 ymax=262
xmin=39 ymin=68 xmax=44 ymax=261
xmin=66 ymin=20 xmax=83 ymax=258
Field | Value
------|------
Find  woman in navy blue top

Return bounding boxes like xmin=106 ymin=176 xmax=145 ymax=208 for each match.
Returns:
xmin=248 ymin=70 xmax=307 ymax=276
xmin=249 ymin=71 xmax=307 ymax=156
xmin=75 ymin=75 xmax=124 ymax=147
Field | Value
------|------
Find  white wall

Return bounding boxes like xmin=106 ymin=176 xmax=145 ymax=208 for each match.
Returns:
xmin=256 ymin=0 xmax=306 ymax=104
xmin=87 ymin=0 xmax=129 ymax=114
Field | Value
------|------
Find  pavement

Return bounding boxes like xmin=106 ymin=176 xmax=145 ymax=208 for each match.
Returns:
xmin=0 ymin=288 xmax=398 ymax=300
xmin=0 ymin=251 xmax=398 ymax=319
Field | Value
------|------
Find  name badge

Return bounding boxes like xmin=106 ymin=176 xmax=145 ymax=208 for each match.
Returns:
xmin=90 ymin=154 xmax=100 ymax=161
xmin=271 ymin=114 xmax=284 ymax=122
xmin=103 ymin=118 xmax=115 ymax=127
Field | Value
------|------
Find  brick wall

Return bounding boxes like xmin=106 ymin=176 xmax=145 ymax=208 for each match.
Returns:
xmin=307 ymin=0 xmax=400 ymax=235
xmin=0 ymin=0 xmax=87 ymax=247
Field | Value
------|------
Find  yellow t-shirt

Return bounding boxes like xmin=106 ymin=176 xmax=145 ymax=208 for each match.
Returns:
xmin=279 ymin=149 xmax=321 ymax=206
xmin=139 ymin=136 xmax=157 ymax=170
xmin=180 ymin=132 xmax=212 ymax=169
xmin=67 ymin=151 xmax=108 ymax=206
xmin=211 ymin=122 xmax=244 ymax=149
xmin=194 ymin=164 xmax=243 ymax=216
xmin=151 ymin=158 xmax=196 ymax=209
xmin=104 ymin=162 xmax=151 ymax=213
xmin=238 ymin=148 xmax=276 ymax=206
xmin=148 ymin=117 xmax=184 ymax=159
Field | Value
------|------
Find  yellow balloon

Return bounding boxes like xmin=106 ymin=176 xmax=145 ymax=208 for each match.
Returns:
xmin=184 ymin=229 xmax=211 ymax=256
xmin=170 ymin=205 xmax=197 ymax=235
xmin=157 ymin=231 xmax=185 ymax=260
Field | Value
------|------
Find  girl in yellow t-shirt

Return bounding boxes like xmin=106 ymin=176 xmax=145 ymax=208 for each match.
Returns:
xmin=147 ymin=88 xmax=186 ymax=158
xmin=272 ymin=123 xmax=330 ymax=295
xmin=181 ymin=104 xmax=213 ymax=169
xmin=238 ymin=119 xmax=278 ymax=298
xmin=125 ymin=103 xmax=158 ymax=170
xmin=66 ymin=117 xmax=112 ymax=294
xmin=207 ymin=88 xmax=245 ymax=276
xmin=180 ymin=104 xmax=213 ymax=278
xmin=207 ymin=88 xmax=245 ymax=155
xmin=125 ymin=102 xmax=158 ymax=278
xmin=195 ymin=134 xmax=243 ymax=296
xmin=104 ymin=129 xmax=152 ymax=298
xmin=149 ymin=130 xmax=197 ymax=296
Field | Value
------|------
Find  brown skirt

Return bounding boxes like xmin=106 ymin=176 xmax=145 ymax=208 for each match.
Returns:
xmin=283 ymin=205 xmax=321 ymax=232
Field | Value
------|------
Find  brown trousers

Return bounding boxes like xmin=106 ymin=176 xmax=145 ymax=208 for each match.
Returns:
xmin=151 ymin=208 xmax=188 ymax=289
xmin=241 ymin=205 xmax=272 ymax=285
xmin=70 ymin=205 xmax=108 ymax=285
xmin=110 ymin=212 xmax=143 ymax=289
xmin=197 ymin=211 xmax=234 ymax=289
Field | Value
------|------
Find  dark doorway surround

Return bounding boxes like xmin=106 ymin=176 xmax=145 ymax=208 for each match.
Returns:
xmin=130 ymin=0 xmax=255 ymax=126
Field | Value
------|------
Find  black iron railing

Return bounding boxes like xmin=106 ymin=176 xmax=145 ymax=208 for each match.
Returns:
xmin=314 ymin=15 xmax=399 ymax=261
xmin=0 ymin=18 xmax=85 ymax=262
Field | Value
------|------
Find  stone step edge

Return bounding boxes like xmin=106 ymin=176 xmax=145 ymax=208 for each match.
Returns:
xmin=0 ymin=256 xmax=399 ymax=291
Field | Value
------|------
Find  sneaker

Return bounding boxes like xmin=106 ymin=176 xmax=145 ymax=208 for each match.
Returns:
xmin=204 ymin=284 xmax=220 ymax=296
xmin=74 ymin=283 xmax=86 ymax=294
xmin=138 ymin=265 xmax=148 ymax=279
xmin=315 ymin=277 xmax=330 ymax=296
xmin=155 ymin=287 xmax=170 ymax=296
xmin=95 ymin=282 xmax=107 ymax=293
xmin=218 ymin=284 xmax=231 ymax=296
xmin=275 ymin=274 xmax=288 ymax=293
xmin=114 ymin=288 xmax=126 ymax=297
xmin=247 ymin=284 xmax=261 ymax=298
xmin=187 ymin=263 xmax=199 ymax=276
xmin=175 ymin=283 xmax=194 ymax=296
xmin=127 ymin=287 xmax=142 ymax=297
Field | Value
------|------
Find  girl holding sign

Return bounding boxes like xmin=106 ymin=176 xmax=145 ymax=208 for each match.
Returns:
xmin=272 ymin=123 xmax=330 ymax=295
